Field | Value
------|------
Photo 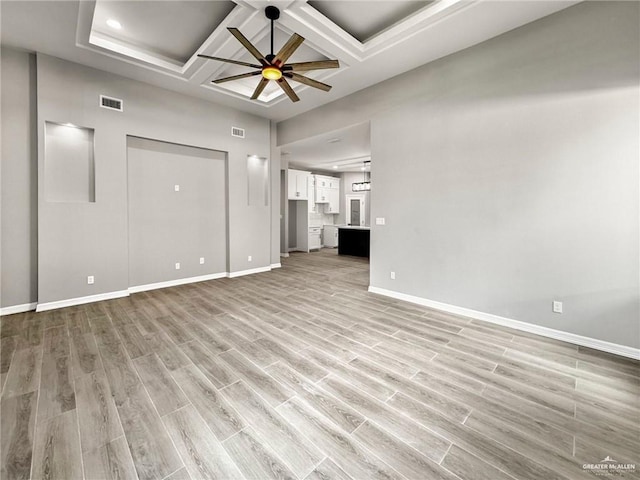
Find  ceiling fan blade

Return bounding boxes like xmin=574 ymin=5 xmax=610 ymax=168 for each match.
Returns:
xmin=285 ymin=72 xmax=332 ymax=92
xmin=283 ymin=60 xmax=340 ymax=72
xmin=274 ymin=33 xmax=304 ymax=67
xmin=276 ymin=77 xmax=300 ymax=102
xmin=212 ymin=71 xmax=262 ymax=84
xmin=227 ymin=28 xmax=268 ymax=65
xmin=251 ymin=77 xmax=269 ymax=100
xmin=197 ymin=54 xmax=261 ymax=69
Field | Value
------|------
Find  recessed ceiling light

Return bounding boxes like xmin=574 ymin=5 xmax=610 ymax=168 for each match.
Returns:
xmin=361 ymin=166 xmax=366 ymax=171
xmin=332 ymin=166 xmax=338 ymax=169
xmin=106 ymin=19 xmax=122 ymax=30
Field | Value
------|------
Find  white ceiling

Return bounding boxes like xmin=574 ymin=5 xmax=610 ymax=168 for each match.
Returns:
xmin=91 ymin=1 xmax=236 ymax=64
xmin=0 ymin=0 xmax=579 ymax=122
xmin=283 ymin=122 xmax=371 ymax=173
xmin=307 ymin=1 xmax=434 ymax=43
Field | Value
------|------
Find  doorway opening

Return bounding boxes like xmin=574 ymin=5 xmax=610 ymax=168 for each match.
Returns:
xmin=346 ymin=193 xmax=367 ymax=227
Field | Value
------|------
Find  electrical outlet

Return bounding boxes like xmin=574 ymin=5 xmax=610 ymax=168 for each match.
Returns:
xmin=175 ymin=262 xmax=181 ymax=270
xmin=552 ymin=301 xmax=563 ymax=314
xmin=376 ymin=217 xmax=386 ymax=225
xmin=390 ymin=271 xmax=396 ymax=280
xmin=87 ymin=275 xmax=94 ymax=285
xmin=199 ymin=257 xmax=205 ymax=265
xmin=174 ymin=184 xmax=180 ymax=192
xmin=248 ymin=255 xmax=252 ymax=262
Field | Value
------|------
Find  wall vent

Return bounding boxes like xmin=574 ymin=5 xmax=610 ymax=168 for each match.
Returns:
xmin=100 ymin=95 xmax=123 ymax=112
xmin=231 ymin=126 xmax=245 ymax=138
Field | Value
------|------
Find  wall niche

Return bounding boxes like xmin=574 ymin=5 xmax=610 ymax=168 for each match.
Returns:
xmin=44 ymin=122 xmax=95 ymax=203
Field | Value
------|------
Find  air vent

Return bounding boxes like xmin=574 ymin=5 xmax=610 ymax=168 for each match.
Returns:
xmin=231 ymin=126 xmax=245 ymax=138
xmin=100 ymin=95 xmax=123 ymax=112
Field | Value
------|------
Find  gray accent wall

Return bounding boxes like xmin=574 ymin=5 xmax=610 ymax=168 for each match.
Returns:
xmin=11 ymin=53 xmax=273 ymax=306
xmin=127 ymin=137 xmax=227 ymax=287
xmin=278 ymin=2 xmax=640 ymax=348
xmin=1 ymin=49 xmax=37 ymax=308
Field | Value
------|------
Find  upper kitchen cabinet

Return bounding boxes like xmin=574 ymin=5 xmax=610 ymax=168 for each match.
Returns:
xmin=314 ymin=175 xmax=340 ymax=214
xmin=316 ymin=187 xmax=329 ymax=204
xmin=326 ymin=187 xmax=340 ymax=214
xmin=288 ymin=169 xmax=310 ymax=200
xmin=315 ymin=175 xmax=329 ymax=204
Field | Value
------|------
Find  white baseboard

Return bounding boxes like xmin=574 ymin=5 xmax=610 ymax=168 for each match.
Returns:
xmin=20 ymin=264 xmax=290 ymax=314
xmin=36 ymin=290 xmax=130 ymax=312
xmin=0 ymin=302 xmax=37 ymax=316
xmin=280 ymin=253 xmax=290 ymax=258
xmin=129 ymin=272 xmax=227 ymax=293
xmin=228 ymin=266 xmax=272 ymax=278
xmin=368 ymin=286 xmax=640 ymax=361
xmin=16 ymin=266 xmax=281 ymax=314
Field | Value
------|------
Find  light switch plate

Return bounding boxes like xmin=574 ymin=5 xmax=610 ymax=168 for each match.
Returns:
xmin=174 ymin=184 xmax=180 ymax=192
xmin=376 ymin=217 xmax=386 ymax=225
xmin=199 ymin=257 xmax=205 ymax=265
xmin=87 ymin=275 xmax=94 ymax=285
xmin=175 ymin=262 xmax=181 ymax=270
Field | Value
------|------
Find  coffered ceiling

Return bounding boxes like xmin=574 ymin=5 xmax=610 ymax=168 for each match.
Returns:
xmin=1 ymin=0 xmax=578 ymax=121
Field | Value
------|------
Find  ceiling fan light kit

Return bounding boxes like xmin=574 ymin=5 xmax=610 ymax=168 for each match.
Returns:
xmin=198 ymin=6 xmax=340 ymax=102
xmin=262 ymin=66 xmax=282 ymax=80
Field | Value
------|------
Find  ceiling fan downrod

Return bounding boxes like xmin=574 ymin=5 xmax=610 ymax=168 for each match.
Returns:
xmin=265 ymin=6 xmax=280 ymax=63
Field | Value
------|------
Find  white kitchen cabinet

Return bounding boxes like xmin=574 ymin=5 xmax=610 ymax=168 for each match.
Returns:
xmin=325 ymin=187 xmax=340 ymax=214
xmin=323 ymin=225 xmax=338 ymax=248
xmin=314 ymin=175 xmax=329 ymax=203
xmin=314 ymin=175 xmax=339 ymax=211
xmin=309 ymin=227 xmax=322 ymax=250
xmin=316 ymin=186 xmax=329 ymax=203
xmin=288 ymin=169 xmax=310 ymax=200
xmin=315 ymin=175 xmax=330 ymax=189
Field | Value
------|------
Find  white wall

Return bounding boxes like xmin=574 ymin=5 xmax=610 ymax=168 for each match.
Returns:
xmin=278 ymin=2 xmax=640 ymax=349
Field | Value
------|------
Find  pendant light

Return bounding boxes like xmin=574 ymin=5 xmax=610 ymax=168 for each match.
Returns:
xmin=352 ymin=160 xmax=371 ymax=192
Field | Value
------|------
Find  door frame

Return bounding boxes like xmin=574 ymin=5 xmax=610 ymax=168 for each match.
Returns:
xmin=345 ymin=193 xmax=366 ymax=226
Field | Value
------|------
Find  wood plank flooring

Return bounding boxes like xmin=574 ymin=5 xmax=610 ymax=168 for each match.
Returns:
xmin=1 ymin=249 xmax=639 ymax=480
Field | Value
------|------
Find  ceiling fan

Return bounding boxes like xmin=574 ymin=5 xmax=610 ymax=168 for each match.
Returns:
xmin=198 ymin=6 xmax=339 ymax=102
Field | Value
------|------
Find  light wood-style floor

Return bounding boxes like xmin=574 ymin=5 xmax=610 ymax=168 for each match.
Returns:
xmin=1 ymin=249 xmax=638 ymax=480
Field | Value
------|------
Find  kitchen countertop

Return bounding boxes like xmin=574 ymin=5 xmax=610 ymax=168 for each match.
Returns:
xmin=337 ymin=225 xmax=370 ymax=230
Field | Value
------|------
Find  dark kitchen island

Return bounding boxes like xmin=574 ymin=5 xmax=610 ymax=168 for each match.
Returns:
xmin=338 ymin=226 xmax=370 ymax=258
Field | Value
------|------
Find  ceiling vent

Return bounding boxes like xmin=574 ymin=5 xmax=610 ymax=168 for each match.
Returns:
xmin=100 ymin=95 xmax=123 ymax=112
xmin=231 ymin=126 xmax=245 ymax=139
